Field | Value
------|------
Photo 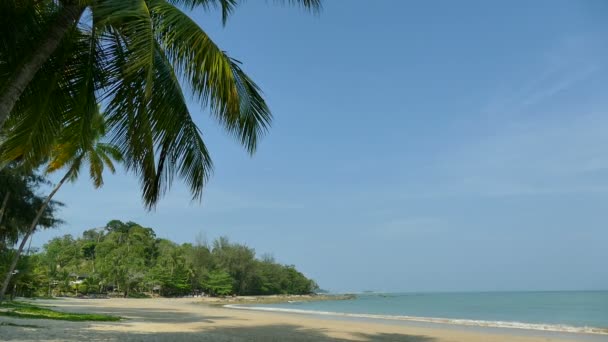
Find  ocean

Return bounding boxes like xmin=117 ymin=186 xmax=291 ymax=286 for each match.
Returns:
xmin=228 ymin=291 xmax=608 ymax=336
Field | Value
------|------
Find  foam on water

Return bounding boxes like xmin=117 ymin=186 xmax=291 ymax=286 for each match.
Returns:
xmin=224 ymin=304 xmax=608 ymax=335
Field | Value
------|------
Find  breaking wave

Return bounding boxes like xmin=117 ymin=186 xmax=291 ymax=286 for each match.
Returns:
xmin=224 ymin=305 xmax=608 ymax=335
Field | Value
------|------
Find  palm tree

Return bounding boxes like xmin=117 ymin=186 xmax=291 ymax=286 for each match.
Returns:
xmin=0 ymin=0 xmax=321 ymax=208
xmin=0 ymin=165 xmax=62 ymax=250
xmin=0 ymin=113 xmax=123 ymax=301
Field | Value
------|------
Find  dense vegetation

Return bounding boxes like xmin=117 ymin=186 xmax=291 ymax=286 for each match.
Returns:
xmin=0 ymin=0 xmax=322 ymax=302
xmin=0 ymin=166 xmax=64 ymax=300
xmin=1 ymin=0 xmax=321 ymax=208
xmin=0 ymin=165 xmax=63 ymax=248
xmin=4 ymin=220 xmax=318 ymax=298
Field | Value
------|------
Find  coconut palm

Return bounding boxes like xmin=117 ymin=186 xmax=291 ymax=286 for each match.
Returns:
xmin=0 ymin=112 xmax=123 ymax=300
xmin=0 ymin=0 xmax=321 ymax=208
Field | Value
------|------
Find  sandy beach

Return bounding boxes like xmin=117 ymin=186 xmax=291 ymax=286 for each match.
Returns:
xmin=0 ymin=298 xmax=595 ymax=341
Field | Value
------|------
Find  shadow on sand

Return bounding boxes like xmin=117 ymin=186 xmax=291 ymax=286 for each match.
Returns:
xmin=0 ymin=321 xmax=437 ymax=341
xmin=0 ymin=299 xmax=437 ymax=341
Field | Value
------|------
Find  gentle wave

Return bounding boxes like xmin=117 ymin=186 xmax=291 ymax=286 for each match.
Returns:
xmin=224 ymin=304 xmax=608 ymax=335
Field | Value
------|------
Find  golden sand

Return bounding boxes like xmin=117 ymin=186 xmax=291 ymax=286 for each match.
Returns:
xmin=0 ymin=298 xmax=588 ymax=341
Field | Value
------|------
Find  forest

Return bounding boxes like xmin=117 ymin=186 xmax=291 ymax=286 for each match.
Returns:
xmin=1 ymin=220 xmax=318 ymax=298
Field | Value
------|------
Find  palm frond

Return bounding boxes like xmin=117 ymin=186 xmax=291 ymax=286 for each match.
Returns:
xmin=94 ymin=142 xmax=122 ymax=176
xmin=0 ymin=0 xmax=58 ymax=83
xmin=97 ymin=143 xmax=123 ymax=163
xmin=67 ymin=154 xmax=84 ymax=182
xmin=165 ymin=0 xmax=322 ymax=24
xmin=272 ymin=0 xmax=322 ymax=13
xmin=1 ymin=0 xmax=321 ymax=209
xmin=45 ymin=142 xmax=78 ymax=174
xmin=166 ymin=0 xmax=237 ymax=25
xmin=151 ymin=43 xmax=212 ymax=204
xmin=87 ymin=149 xmax=104 ymax=188
xmin=88 ymin=147 xmax=105 ymax=187
xmin=149 ymin=0 xmax=271 ymax=152
xmin=98 ymin=152 xmax=117 ymax=174
xmin=0 ymin=25 xmax=102 ymax=168
xmin=149 ymin=0 xmax=241 ymax=123
xmin=228 ymin=58 xmax=271 ymax=153
xmin=102 ymin=25 xmax=158 ymax=195
xmin=94 ymin=0 xmax=155 ymax=97
xmin=106 ymin=35 xmax=213 ymax=207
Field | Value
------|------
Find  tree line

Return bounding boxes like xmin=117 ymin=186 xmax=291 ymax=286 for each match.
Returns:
xmin=4 ymin=220 xmax=318 ymax=298
xmin=0 ymin=0 xmax=321 ymax=301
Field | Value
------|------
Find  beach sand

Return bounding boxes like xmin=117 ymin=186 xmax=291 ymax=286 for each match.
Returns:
xmin=0 ymin=298 xmax=591 ymax=341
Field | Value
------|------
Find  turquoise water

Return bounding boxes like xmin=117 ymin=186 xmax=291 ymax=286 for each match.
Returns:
xmin=235 ymin=291 xmax=608 ymax=335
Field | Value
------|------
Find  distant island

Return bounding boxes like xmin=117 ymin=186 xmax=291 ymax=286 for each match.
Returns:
xmin=6 ymin=220 xmax=318 ymax=299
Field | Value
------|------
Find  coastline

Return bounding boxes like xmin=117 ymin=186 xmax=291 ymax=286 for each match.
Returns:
xmin=0 ymin=298 xmax=601 ymax=341
xmin=224 ymin=304 xmax=608 ymax=336
xmin=196 ymin=293 xmax=355 ymax=305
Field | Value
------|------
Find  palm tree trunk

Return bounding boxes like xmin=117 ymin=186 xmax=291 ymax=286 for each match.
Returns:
xmin=0 ymin=170 xmax=71 ymax=301
xmin=0 ymin=191 xmax=9 ymax=225
xmin=0 ymin=192 xmax=9 ymax=251
xmin=0 ymin=4 xmax=84 ymax=129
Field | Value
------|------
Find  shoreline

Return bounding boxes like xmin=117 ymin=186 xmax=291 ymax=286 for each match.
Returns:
xmin=0 ymin=298 xmax=601 ymax=341
xmin=195 ymin=293 xmax=355 ymax=305
xmin=223 ymin=303 xmax=608 ymax=336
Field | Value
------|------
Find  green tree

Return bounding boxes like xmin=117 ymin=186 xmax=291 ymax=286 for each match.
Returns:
xmin=0 ymin=167 xmax=62 ymax=300
xmin=0 ymin=113 xmax=122 ymax=301
xmin=1 ymin=251 xmax=46 ymax=298
xmin=44 ymin=235 xmax=81 ymax=271
xmin=149 ymin=239 xmax=193 ymax=296
xmin=0 ymin=0 xmax=321 ymax=209
xmin=202 ymin=269 xmax=233 ymax=296
xmin=41 ymin=234 xmax=82 ymax=295
xmin=210 ymin=237 xmax=257 ymax=295
xmin=180 ymin=241 xmax=210 ymax=294
xmin=8 ymin=220 xmax=319 ymax=298
xmin=0 ymin=165 xmax=62 ymax=248
xmin=253 ymin=260 xmax=285 ymax=295
xmin=280 ymin=265 xmax=317 ymax=294
xmin=96 ymin=221 xmax=156 ymax=297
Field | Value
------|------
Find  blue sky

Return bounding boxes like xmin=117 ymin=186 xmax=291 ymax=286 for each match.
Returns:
xmin=34 ymin=0 xmax=608 ymax=293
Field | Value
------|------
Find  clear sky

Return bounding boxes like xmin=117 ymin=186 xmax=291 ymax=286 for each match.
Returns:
xmin=33 ymin=0 xmax=608 ymax=293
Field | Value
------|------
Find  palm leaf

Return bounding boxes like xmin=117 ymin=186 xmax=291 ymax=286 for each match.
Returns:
xmin=165 ymin=0 xmax=322 ymax=24
xmin=149 ymin=0 xmax=241 ymax=125
xmin=1 ymin=20 xmax=105 ymax=169
xmin=102 ymin=25 xmax=158 ymax=195
xmin=0 ymin=27 xmax=88 ymax=167
xmin=1 ymin=0 xmax=322 ymax=209
xmin=88 ymin=147 xmax=105 ymax=188
xmin=166 ymin=0 xmax=238 ymax=25
xmin=106 ymin=35 xmax=213 ymax=207
xmin=149 ymin=0 xmax=271 ymax=153
xmin=228 ymin=58 xmax=271 ymax=153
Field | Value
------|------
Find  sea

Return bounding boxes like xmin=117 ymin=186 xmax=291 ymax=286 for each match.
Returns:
xmin=227 ymin=291 xmax=608 ymax=338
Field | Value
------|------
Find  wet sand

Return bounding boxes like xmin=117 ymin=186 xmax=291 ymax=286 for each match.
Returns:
xmin=0 ymin=298 xmax=592 ymax=341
